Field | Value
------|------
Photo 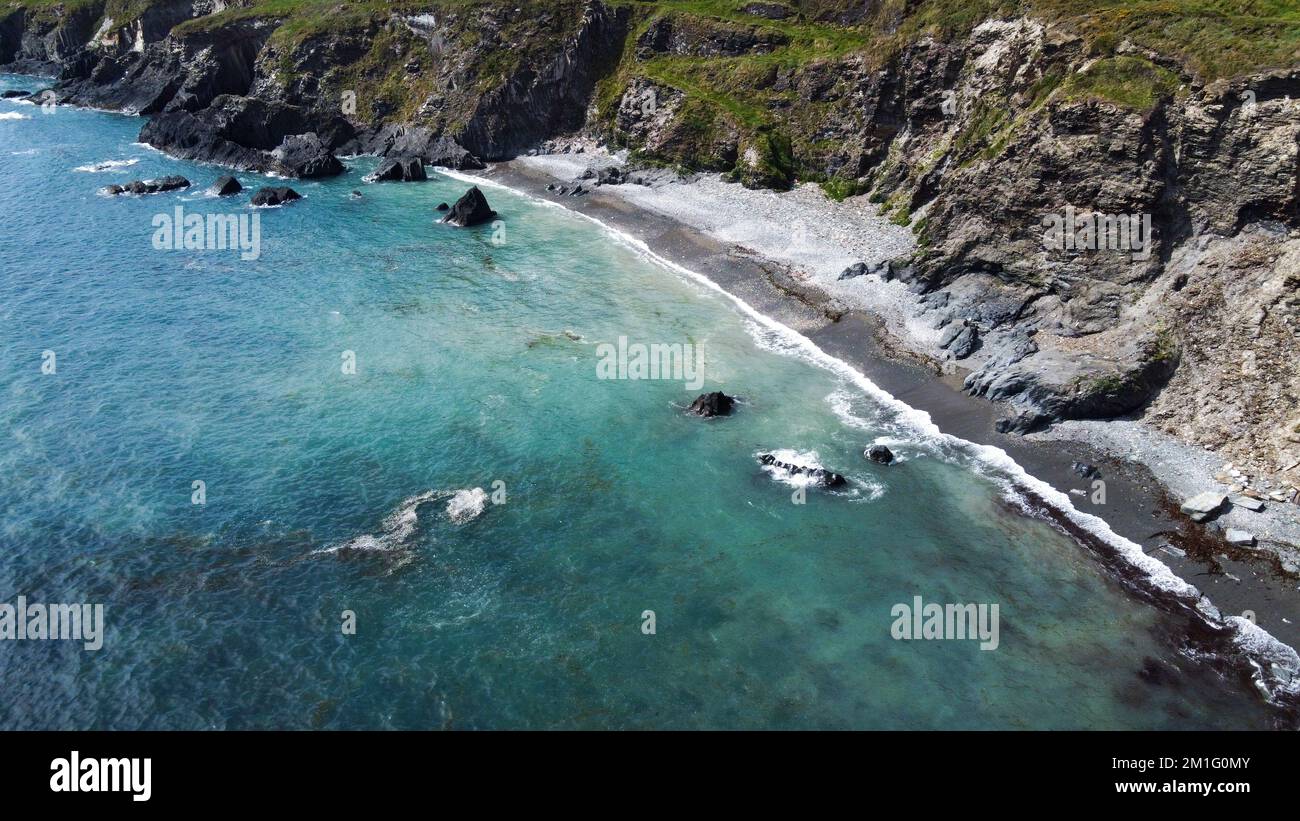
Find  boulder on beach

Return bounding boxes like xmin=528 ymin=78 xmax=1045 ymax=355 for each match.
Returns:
xmin=441 ymin=186 xmax=496 ymax=227
xmin=1180 ymin=491 xmax=1227 ymax=522
xmin=209 ymin=175 xmax=242 ymax=196
xmin=103 ymin=176 xmax=191 ymax=196
xmin=687 ymin=391 xmax=735 ymax=418
xmin=865 ymin=444 xmax=894 ymax=464
xmin=758 ymin=453 xmax=847 ymax=487
xmin=251 ymin=186 xmax=302 ymax=207
xmin=364 ymin=156 xmax=427 ymax=183
xmin=1071 ymin=461 xmax=1101 ymax=479
xmin=1224 ymin=529 xmax=1256 ymax=547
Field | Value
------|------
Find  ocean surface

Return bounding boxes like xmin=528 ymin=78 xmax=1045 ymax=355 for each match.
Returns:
xmin=0 ymin=74 xmax=1290 ymax=729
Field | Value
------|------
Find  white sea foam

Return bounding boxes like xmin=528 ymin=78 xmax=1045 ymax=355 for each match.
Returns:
xmin=0 ymin=111 xmax=30 ymax=120
xmin=436 ymin=165 xmax=1300 ymax=702
xmin=320 ymin=485 xmax=489 ymax=555
xmin=446 ymin=487 xmax=488 ymax=524
xmin=319 ymin=490 xmax=440 ymax=554
xmin=73 ymin=158 xmax=139 ymax=172
xmin=757 ymin=448 xmax=826 ymax=488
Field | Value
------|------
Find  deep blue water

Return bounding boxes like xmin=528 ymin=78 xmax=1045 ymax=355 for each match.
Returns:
xmin=0 ymin=76 xmax=1286 ymax=728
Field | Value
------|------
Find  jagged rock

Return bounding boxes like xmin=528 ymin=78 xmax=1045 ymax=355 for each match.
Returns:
xmin=687 ymin=391 xmax=734 ymax=417
xmin=270 ymin=133 xmax=344 ymax=178
xmin=102 ymin=175 xmax=190 ymax=195
xmin=344 ymin=126 xmax=485 ymax=169
xmin=1230 ymin=495 xmax=1266 ymax=512
xmin=251 ymin=187 xmax=301 ymax=207
xmin=865 ymin=444 xmax=894 ymax=464
xmin=758 ymin=453 xmax=847 ymax=487
xmin=939 ymin=322 xmax=980 ymax=359
xmin=1224 ymin=529 xmax=1256 ymax=547
xmin=208 ymin=175 xmax=242 ymax=196
xmin=363 ymin=156 xmax=427 ymax=182
xmin=1180 ymin=492 xmax=1228 ymax=522
xmin=838 ymin=262 xmax=869 ymax=281
xmin=441 ymin=186 xmax=497 ymax=227
xmin=137 ymin=96 xmax=353 ymax=177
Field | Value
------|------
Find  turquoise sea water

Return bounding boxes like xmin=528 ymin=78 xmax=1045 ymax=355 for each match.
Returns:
xmin=0 ymin=76 xmax=1287 ymax=729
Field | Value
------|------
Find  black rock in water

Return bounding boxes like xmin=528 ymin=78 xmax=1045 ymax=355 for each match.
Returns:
xmin=1 ymin=89 xmax=29 ymax=98
xmin=758 ymin=453 xmax=847 ymax=487
xmin=364 ymin=156 xmax=427 ymax=182
xmin=865 ymin=445 xmax=894 ymax=464
xmin=435 ymin=202 xmax=450 ymax=211
xmin=270 ymin=133 xmax=344 ymax=178
xmin=103 ymin=176 xmax=191 ymax=196
xmin=687 ymin=391 xmax=735 ymax=418
xmin=209 ymin=176 xmax=242 ymax=196
xmin=251 ymin=187 xmax=302 ymax=207
xmin=441 ymin=186 xmax=497 ymax=227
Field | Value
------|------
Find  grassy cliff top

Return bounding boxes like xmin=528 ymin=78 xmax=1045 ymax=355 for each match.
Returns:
xmin=9 ymin=0 xmax=1297 ymax=82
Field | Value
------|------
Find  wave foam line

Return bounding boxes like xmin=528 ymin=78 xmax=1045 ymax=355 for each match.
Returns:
xmin=435 ymin=165 xmax=1300 ymax=703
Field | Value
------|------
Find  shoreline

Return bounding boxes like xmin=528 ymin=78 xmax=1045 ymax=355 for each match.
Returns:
xmin=454 ymin=157 xmax=1300 ymax=672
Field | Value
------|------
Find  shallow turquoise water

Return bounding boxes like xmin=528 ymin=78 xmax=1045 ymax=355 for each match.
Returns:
xmin=0 ymin=76 xmax=1284 ymax=728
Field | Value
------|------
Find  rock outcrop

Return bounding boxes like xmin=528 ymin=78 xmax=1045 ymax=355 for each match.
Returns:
xmin=103 ymin=175 xmax=190 ymax=195
xmin=364 ymin=156 xmax=427 ymax=183
xmin=208 ymin=175 xmax=241 ymax=196
xmin=441 ymin=187 xmax=496 ymax=227
xmin=758 ymin=453 xmax=847 ymax=488
xmin=687 ymin=391 xmax=734 ymax=417
xmin=251 ymin=186 xmax=301 ymax=207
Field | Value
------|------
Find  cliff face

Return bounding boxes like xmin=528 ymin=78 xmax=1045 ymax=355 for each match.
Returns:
xmin=4 ymin=0 xmax=1299 ymax=495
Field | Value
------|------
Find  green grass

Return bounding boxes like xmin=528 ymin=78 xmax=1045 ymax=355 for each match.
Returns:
xmin=1060 ymin=55 xmax=1181 ymax=110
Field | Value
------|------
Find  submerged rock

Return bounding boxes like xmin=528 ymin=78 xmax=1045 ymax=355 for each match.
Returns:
xmin=364 ymin=156 xmax=427 ymax=182
xmin=865 ymin=444 xmax=894 ymax=464
xmin=687 ymin=391 xmax=735 ymax=417
xmin=441 ymin=186 xmax=497 ymax=227
xmin=446 ymin=488 xmax=488 ymax=524
xmin=103 ymin=176 xmax=191 ymax=196
xmin=209 ymin=175 xmax=242 ymax=196
xmin=251 ymin=187 xmax=302 ymax=207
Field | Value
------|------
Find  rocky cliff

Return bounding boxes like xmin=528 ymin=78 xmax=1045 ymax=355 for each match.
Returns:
xmin=4 ymin=0 xmax=1298 ymax=497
